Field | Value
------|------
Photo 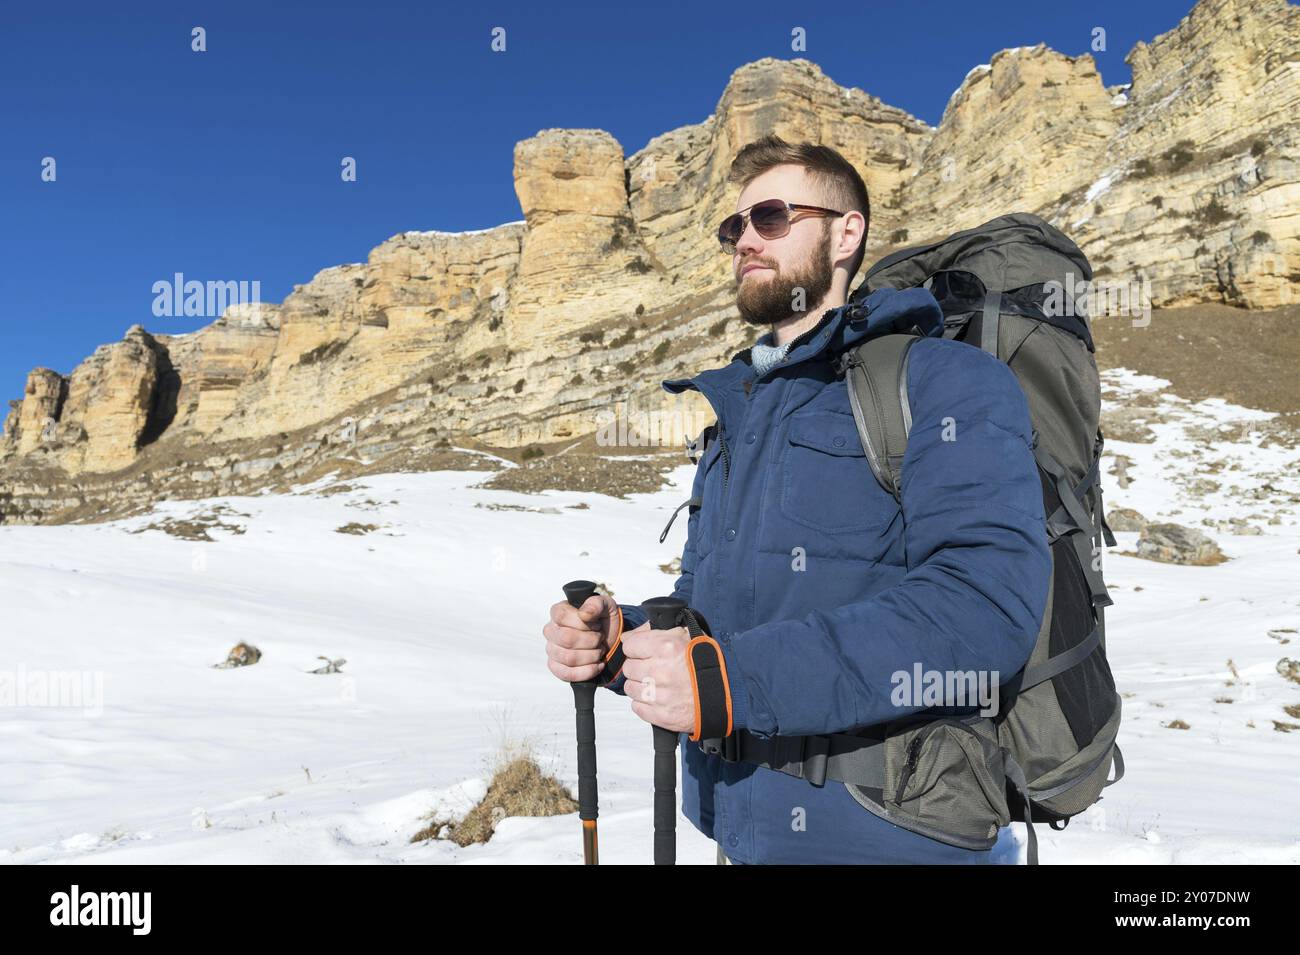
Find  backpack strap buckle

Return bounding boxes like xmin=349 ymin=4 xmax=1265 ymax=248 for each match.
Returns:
xmin=833 ymin=350 xmax=860 ymax=377
xmin=722 ymin=731 xmax=740 ymax=762
xmin=699 ymin=730 xmax=741 ymax=762
xmin=800 ymin=734 xmax=832 ymax=788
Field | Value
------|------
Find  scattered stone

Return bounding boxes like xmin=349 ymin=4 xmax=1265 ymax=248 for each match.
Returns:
xmin=1106 ymin=507 xmax=1149 ymax=532
xmin=1277 ymin=658 xmax=1300 ymax=685
xmin=1163 ymin=719 xmax=1190 ymax=730
xmin=1135 ymin=522 xmax=1226 ymax=565
xmin=660 ymin=557 xmax=682 ymax=576
xmin=214 ymin=642 xmax=262 ymax=668
xmin=1108 ymin=454 xmax=1135 ymax=489
xmin=308 ymin=656 xmax=346 ymax=674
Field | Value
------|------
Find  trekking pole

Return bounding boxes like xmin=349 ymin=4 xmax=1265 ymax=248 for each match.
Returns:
xmin=641 ymin=595 xmax=686 ymax=866
xmin=563 ymin=579 xmax=604 ymax=865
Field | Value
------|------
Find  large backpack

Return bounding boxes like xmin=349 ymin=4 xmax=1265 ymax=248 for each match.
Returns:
xmin=840 ymin=212 xmax=1124 ymax=863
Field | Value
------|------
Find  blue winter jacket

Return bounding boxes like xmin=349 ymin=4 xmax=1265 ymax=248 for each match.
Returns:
xmin=607 ymin=286 xmax=1051 ymax=864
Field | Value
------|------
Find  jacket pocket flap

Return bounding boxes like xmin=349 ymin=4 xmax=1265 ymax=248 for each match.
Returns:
xmin=787 ymin=414 xmax=865 ymax=457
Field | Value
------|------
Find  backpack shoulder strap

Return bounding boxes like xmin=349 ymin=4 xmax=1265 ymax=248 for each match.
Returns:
xmin=842 ymin=334 xmax=917 ymax=503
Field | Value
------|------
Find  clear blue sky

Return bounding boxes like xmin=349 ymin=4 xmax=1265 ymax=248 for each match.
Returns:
xmin=0 ymin=0 xmax=1200 ymax=402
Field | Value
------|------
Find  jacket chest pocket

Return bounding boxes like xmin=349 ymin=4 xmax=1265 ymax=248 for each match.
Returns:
xmin=780 ymin=412 xmax=898 ymax=534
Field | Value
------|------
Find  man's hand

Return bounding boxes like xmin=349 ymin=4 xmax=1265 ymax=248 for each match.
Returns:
xmin=543 ymin=593 xmax=623 ymax=683
xmin=621 ymin=624 xmax=695 ymax=733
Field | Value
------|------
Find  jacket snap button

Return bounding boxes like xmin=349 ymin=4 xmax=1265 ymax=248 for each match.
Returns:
xmin=725 ymin=528 xmax=737 ymax=540
xmin=728 ymin=834 xmax=739 ymax=847
xmin=746 ymin=432 xmax=756 ymax=444
xmin=833 ymin=436 xmax=846 ymax=448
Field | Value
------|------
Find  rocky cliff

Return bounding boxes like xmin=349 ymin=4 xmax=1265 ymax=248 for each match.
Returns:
xmin=2 ymin=0 xmax=1297 ymax=523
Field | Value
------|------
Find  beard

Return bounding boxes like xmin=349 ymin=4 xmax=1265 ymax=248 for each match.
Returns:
xmin=735 ymin=223 xmax=835 ymax=328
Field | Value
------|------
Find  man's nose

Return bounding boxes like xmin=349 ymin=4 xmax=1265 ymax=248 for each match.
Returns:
xmin=734 ymin=220 xmax=763 ymax=260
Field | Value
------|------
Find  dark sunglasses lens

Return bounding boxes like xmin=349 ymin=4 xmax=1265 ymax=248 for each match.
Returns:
xmin=750 ymin=201 xmax=790 ymax=237
xmin=718 ymin=213 xmax=743 ymax=249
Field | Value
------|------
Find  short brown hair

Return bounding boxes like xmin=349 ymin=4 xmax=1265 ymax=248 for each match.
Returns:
xmin=727 ymin=134 xmax=871 ymax=278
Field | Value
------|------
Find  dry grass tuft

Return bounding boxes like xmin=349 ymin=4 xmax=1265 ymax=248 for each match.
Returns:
xmin=412 ymin=743 xmax=577 ymax=847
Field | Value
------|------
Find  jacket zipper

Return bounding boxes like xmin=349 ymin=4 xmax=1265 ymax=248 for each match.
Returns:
xmin=718 ymin=429 xmax=730 ymax=489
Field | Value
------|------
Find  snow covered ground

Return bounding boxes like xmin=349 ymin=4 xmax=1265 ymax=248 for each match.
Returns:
xmin=1 ymin=370 xmax=1297 ymax=864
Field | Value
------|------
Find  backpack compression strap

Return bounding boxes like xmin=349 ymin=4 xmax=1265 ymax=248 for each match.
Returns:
xmin=841 ymin=334 xmax=917 ymax=503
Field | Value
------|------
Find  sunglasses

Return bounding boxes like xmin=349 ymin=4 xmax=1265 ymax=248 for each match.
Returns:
xmin=717 ymin=198 xmax=844 ymax=253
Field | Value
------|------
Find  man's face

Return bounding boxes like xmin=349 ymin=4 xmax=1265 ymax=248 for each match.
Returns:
xmin=732 ymin=165 xmax=837 ymax=328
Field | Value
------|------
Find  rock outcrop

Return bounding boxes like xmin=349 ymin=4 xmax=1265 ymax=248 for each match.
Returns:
xmin=1068 ymin=0 xmax=1300 ymax=310
xmin=1136 ymin=522 xmax=1227 ymax=565
xmin=11 ymin=369 xmax=65 ymax=456
xmin=18 ymin=326 xmax=168 ymax=475
xmin=900 ymin=44 xmax=1121 ymax=248
xmin=2 ymin=0 xmax=1296 ymax=522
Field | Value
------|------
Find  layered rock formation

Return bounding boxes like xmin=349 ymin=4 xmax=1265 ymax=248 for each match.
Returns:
xmin=2 ymin=0 xmax=1296 ymax=523
xmin=900 ymin=0 xmax=1299 ymax=309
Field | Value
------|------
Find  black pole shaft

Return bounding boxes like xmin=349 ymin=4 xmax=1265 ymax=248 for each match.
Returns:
xmin=563 ymin=579 xmax=601 ymax=865
xmin=652 ymin=725 xmax=678 ymax=865
xmin=642 ymin=596 xmax=686 ymax=866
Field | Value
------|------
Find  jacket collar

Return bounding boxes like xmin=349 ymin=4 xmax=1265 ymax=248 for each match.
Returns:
xmin=662 ymin=286 xmax=944 ymax=420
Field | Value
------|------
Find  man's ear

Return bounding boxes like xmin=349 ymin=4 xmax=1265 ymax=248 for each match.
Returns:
xmin=840 ymin=210 xmax=866 ymax=259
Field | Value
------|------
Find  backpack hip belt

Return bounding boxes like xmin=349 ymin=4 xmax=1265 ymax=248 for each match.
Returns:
xmin=699 ymin=710 xmax=1013 ymax=854
xmin=698 ymin=729 xmax=886 ymax=789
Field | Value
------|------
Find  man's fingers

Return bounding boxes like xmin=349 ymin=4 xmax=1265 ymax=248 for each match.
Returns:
xmin=547 ymin=638 xmax=606 ymax=669
xmin=629 ymin=698 xmax=658 ymax=724
xmin=574 ymin=594 xmax=610 ymax=625
xmin=550 ymin=599 xmax=597 ymax=630
xmin=548 ymin=657 xmax=606 ymax=683
xmin=549 ymin=596 xmax=611 ymax=633
xmin=620 ymin=625 xmax=686 ymax=658
xmin=542 ymin=620 xmax=605 ymax=651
